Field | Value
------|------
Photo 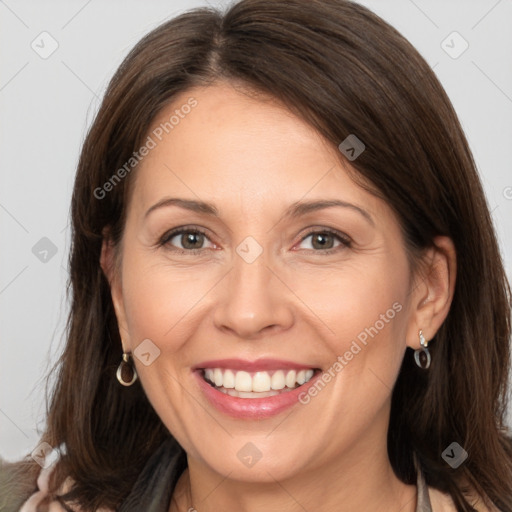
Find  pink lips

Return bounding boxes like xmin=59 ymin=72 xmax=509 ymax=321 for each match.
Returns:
xmin=195 ymin=358 xmax=315 ymax=372
xmin=193 ymin=358 xmax=321 ymax=419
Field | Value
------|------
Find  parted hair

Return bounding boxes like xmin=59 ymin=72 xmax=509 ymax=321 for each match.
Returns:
xmin=2 ymin=1 xmax=511 ymax=510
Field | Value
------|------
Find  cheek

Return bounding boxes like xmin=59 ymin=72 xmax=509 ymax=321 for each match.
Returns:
xmin=120 ymin=249 xmax=219 ymax=351
xmin=288 ymin=256 xmax=410 ymax=382
xmin=285 ymin=265 xmax=410 ymax=442
xmin=298 ymin=259 xmax=407 ymax=333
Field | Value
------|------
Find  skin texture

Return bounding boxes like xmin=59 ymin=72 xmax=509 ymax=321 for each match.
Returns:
xmin=101 ymin=81 xmax=456 ymax=512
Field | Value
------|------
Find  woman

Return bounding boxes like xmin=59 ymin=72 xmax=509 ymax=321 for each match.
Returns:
xmin=2 ymin=0 xmax=511 ymax=510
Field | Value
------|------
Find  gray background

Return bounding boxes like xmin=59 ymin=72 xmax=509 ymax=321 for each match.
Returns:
xmin=1 ymin=0 xmax=511 ymax=462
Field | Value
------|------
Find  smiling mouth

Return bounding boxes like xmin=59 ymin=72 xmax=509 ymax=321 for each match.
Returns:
xmin=201 ymin=368 xmax=320 ymax=398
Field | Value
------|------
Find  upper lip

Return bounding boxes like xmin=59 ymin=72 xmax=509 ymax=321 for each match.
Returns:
xmin=194 ymin=358 xmax=318 ymax=372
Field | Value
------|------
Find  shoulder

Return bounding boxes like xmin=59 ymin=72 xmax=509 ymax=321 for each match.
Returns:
xmin=0 ymin=457 xmax=38 ymax=512
xmin=0 ymin=456 xmax=86 ymax=512
xmin=18 ymin=462 xmax=75 ymax=512
xmin=16 ymin=463 xmax=115 ymax=512
xmin=428 ymin=485 xmax=500 ymax=512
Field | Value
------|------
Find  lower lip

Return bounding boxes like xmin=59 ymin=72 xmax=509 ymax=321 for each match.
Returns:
xmin=194 ymin=370 xmax=320 ymax=419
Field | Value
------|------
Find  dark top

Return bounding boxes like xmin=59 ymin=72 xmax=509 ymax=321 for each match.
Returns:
xmin=118 ymin=436 xmax=433 ymax=512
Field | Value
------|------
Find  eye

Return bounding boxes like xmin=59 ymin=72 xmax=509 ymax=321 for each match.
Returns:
xmin=159 ymin=227 xmax=215 ymax=253
xmin=297 ymin=229 xmax=351 ymax=252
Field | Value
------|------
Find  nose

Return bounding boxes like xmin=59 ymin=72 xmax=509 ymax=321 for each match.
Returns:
xmin=213 ymin=253 xmax=295 ymax=340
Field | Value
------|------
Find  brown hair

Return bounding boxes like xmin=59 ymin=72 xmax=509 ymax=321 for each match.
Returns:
xmin=3 ymin=0 xmax=511 ymax=510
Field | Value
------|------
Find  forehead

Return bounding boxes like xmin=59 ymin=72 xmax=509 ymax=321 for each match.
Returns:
xmin=128 ymin=82 xmax=386 ymax=223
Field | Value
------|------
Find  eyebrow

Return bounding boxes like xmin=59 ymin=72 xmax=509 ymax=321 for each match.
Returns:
xmin=284 ymin=199 xmax=374 ymax=226
xmin=144 ymin=198 xmax=219 ymax=219
xmin=144 ymin=197 xmax=374 ymax=226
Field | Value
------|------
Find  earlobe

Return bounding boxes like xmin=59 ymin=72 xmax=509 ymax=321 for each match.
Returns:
xmin=100 ymin=230 xmax=130 ymax=347
xmin=406 ymin=235 xmax=457 ymax=349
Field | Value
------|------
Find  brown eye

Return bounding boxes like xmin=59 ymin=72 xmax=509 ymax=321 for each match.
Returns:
xmin=297 ymin=230 xmax=351 ymax=252
xmin=160 ymin=228 xmax=214 ymax=252
xmin=180 ymin=232 xmax=205 ymax=249
xmin=311 ymin=232 xmax=335 ymax=249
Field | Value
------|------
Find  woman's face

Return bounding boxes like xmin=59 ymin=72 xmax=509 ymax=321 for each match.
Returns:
xmin=106 ymin=82 xmax=424 ymax=482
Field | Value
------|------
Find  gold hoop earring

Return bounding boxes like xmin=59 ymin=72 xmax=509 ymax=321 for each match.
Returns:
xmin=414 ymin=330 xmax=431 ymax=369
xmin=116 ymin=352 xmax=138 ymax=386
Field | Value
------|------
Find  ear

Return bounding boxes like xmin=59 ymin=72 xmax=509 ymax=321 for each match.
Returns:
xmin=405 ymin=235 xmax=457 ymax=349
xmin=100 ymin=228 xmax=130 ymax=351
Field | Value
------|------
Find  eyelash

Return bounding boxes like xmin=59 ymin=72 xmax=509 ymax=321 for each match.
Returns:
xmin=157 ymin=226 xmax=352 ymax=255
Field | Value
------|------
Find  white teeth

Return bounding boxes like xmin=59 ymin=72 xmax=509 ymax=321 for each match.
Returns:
xmin=214 ymin=368 xmax=223 ymax=387
xmin=271 ymin=370 xmax=286 ymax=390
xmin=223 ymin=369 xmax=235 ymax=389
xmin=203 ymin=367 xmax=316 ymax=393
xmin=235 ymin=371 xmax=252 ymax=392
xmin=253 ymin=371 xmax=271 ymax=392
xmin=285 ymin=370 xmax=296 ymax=388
